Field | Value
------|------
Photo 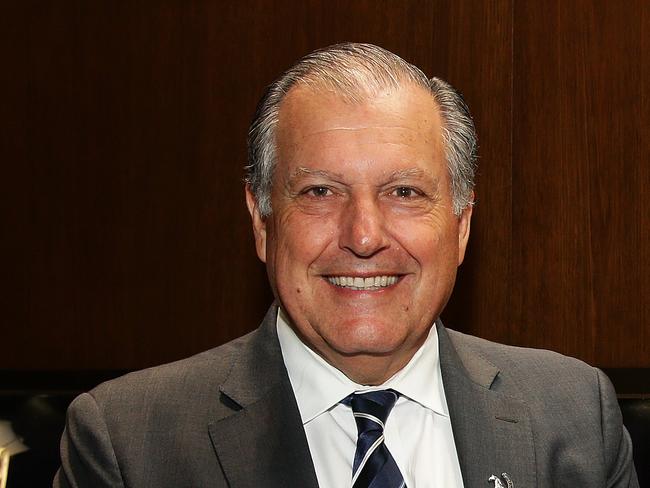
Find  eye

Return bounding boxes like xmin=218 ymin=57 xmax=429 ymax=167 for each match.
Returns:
xmin=391 ymin=186 xmax=420 ymax=198
xmin=304 ymin=186 xmax=332 ymax=197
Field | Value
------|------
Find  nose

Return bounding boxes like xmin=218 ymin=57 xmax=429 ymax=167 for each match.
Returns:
xmin=338 ymin=194 xmax=390 ymax=257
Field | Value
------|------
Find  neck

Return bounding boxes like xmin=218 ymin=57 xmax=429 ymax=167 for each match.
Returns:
xmin=336 ymin=355 xmax=410 ymax=386
xmin=316 ymin=336 xmax=428 ymax=386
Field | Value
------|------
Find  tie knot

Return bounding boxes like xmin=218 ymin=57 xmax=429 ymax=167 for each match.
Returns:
xmin=349 ymin=389 xmax=399 ymax=427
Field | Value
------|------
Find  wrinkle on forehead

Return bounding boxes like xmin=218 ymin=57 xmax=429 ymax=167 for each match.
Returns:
xmin=283 ymin=126 xmax=435 ymax=154
xmin=278 ymin=84 xmax=440 ymax=128
xmin=292 ymin=125 xmax=430 ymax=142
xmin=287 ymin=166 xmax=440 ymax=187
xmin=303 ymin=124 xmax=420 ymax=133
xmin=275 ymin=84 xmax=446 ymax=185
xmin=276 ymin=89 xmax=442 ymax=156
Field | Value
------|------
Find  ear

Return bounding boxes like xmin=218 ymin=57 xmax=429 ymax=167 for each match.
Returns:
xmin=457 ymin=193 xmax=473 ymax=266
xmin=245 ymin=185 xmax=267 ymax=263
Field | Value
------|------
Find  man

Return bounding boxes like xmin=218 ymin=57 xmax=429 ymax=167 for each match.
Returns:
xmin=55 ymin=43 xmax=638 ymax=487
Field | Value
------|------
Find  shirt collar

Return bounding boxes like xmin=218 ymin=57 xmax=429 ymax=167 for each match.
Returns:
xmin=276 ymin=308 xmax=449 ymax=425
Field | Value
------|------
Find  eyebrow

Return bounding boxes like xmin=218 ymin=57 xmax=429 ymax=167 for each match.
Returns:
xmin=286 ymin=166 xmax=440 ymax=192
xmin=290 ymin=167 xmax=436 ymax=180
xmin=385 ymin=168 xmax=436 ymax=181
xmin=288 ymin=167 xmax=344 ymax=182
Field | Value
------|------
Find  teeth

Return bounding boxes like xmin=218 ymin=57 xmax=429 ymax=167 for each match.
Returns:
xmin=327 ymin=275 xmax=398 ymax=290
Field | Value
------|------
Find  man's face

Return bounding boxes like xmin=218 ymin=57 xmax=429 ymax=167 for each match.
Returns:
xmin=247 ymin=84 xmax=472 ymax=384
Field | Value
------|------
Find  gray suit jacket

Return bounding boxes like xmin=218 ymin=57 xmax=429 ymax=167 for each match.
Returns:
xmin=54 ymin=306 xmax=639 ymax=487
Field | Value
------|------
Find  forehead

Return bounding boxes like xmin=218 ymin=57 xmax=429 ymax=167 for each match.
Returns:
xmin=275 ymin=84 xmax=444 ymax=165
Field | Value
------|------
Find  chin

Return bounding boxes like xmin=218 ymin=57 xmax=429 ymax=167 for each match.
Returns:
xmin=324 ymin=321 xmax=404 ymax=356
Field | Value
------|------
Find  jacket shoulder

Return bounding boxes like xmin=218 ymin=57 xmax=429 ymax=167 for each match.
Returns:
xmin=84 ymin=329 xmax=257 ymax=420
xmin=445 ymin=327 xmax=602 ymax=398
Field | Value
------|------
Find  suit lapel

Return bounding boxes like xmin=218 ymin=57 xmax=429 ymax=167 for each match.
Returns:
xmin=438 ymin=323 xmax=537 ymax=488
xmin=208 ymin=306 xmax=319 ymax=488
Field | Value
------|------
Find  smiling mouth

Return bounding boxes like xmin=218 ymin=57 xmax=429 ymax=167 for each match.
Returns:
xmin=326 ymin=275 xmax=399 ymax=291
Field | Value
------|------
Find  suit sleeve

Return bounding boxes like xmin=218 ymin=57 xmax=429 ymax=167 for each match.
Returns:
xmin=597 ymin=369 xmax=639 ymax=488
xmin=53 ymin=392 xmax=125 ymax=488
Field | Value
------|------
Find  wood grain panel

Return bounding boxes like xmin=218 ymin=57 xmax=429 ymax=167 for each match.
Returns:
xmin=1 ymin=0 xmax=497 ymax=370
xmin=512 ymin=0 xmax=649 ymax=366
xmin=436 ymin=1 xmax=514 ymax=344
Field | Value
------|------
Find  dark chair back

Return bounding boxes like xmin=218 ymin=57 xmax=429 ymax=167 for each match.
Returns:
xmin=620 ymin=397 xmax=650 ymax=487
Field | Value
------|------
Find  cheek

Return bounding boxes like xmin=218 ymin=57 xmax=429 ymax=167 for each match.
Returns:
xmin=388 ymin=216 xmax=448 ymax=251
xmin=388 ymin=216 xmax=460 ymax=276
xmin=270 ymin=212 xmax=338 ymax=275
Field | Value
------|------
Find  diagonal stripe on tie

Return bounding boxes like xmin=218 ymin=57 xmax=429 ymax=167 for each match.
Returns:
xmin=347 ymin=389 xmax=407 ymax=488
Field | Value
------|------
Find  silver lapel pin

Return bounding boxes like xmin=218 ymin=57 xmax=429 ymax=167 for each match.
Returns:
xmin=488 ymin=472 xmax=513 ymax=488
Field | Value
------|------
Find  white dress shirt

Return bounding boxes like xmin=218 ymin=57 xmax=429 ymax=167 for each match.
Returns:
xmin=277 ymin=309 xmax=464 ymax=488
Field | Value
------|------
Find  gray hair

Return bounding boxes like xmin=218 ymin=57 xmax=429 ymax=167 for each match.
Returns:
xmin=246 ymin=42 xmax=477 ymax=216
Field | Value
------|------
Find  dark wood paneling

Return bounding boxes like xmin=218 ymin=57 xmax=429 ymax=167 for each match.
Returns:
xmin=437 ymin=1 xmax=514 ymax=344
xmin=512 ymin=0 xmax=650 ymax=366
xmin=1 ymin=1 xmax=509 ymax=370
xmin=2 ymin=2 xmax=275 ymax=369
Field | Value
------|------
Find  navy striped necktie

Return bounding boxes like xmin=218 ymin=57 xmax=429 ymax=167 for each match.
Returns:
xmin=347 ymin=389 xmax=407 ymax=488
